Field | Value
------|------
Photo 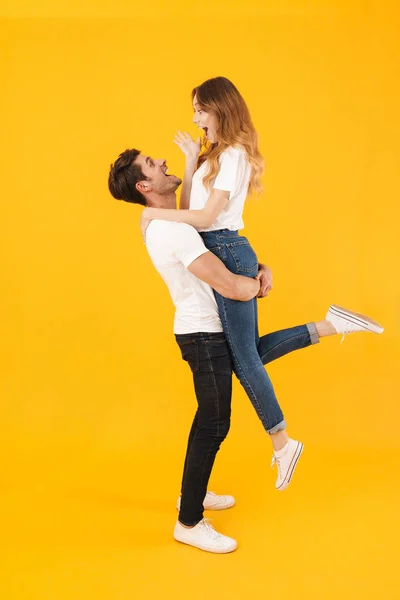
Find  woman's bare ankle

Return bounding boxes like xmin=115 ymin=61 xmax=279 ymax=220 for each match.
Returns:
xmin=315 ymin=319 xmax=337 ymax=338
xmin=270 ymin=429 xmax=289 ymax=451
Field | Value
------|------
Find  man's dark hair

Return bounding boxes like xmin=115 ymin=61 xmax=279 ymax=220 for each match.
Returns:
xmin=108 ymin=148 xmax=147 ymax=205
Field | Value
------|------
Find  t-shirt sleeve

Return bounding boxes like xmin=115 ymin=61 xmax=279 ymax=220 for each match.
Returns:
xmin=171 ymin=223 xmax=209 ymax=268
xmin=213 ymin=148 xmax=245 ymax=193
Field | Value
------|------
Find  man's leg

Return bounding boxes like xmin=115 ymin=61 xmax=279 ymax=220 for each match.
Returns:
xmin=175 ymin=333 xmax=233 ymax=526
xmin=179 ymin=413 xmax=198 ymax=496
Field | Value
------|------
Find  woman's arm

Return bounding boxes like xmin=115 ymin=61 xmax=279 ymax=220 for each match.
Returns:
xmin=179 ymin=159 xmax=197 ymax=210
xmin=174 ymin=131 xmax=200 ymax=210
xmin=142 ymin=188 xmax=230 ymax=232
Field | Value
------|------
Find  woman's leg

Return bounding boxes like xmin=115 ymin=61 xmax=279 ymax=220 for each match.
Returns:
xmin=258 ymin=323 xmax=319 ymax=365
xmin=213 ymin=291 xmax=285 ymax=435
xmin=257 ymin=318 xmax=344 ymax=365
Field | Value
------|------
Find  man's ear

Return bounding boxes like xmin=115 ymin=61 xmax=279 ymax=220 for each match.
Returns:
xmin=136 ymin=180 xmax=151 ymax=193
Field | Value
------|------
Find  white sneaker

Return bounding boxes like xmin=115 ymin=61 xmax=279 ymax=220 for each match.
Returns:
xmin=271 ymin=439 xmax=303 ymax=491
xmin=176 ymin=491 xmax=235 ymax=512
xmin=173 ymin=519 xmax=237 ymax=554
xmin=326 ymin=304 xmax=384 ymax=342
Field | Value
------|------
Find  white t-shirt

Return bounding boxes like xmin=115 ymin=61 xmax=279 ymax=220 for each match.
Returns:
xmin=189 ymin=146 xmax=251 ymax=232
xmin=145 ymin=220 xmax=223 ymax=334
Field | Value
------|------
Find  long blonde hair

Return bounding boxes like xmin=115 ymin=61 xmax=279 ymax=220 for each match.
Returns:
xmin=192 ymin=77 xmax=264 ymax=197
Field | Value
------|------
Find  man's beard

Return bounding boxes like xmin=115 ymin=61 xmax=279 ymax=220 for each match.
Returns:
xmin=161 ymin=176 xmax=182 ymax=193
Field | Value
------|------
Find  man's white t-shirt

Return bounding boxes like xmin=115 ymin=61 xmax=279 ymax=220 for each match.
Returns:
xmin=145 ymin=220 xmax=223 ymax=334
xmin=189 ymin=146 xmax=251 ymax=232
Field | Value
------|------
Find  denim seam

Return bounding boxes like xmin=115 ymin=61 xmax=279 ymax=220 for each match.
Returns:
xmin=226 ymin=244 xmax=258 ymax=274
xmin=204 ymin=341 xmax=220 ymax=436
xmin=180 ymin=413 xmax=198 ymax=492
xmin=218 ymin=295 xmax=271 ymax=431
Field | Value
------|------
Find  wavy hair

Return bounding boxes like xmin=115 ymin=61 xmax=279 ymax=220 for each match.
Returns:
xmin=192 ymin=77 xmax=264 ymax=196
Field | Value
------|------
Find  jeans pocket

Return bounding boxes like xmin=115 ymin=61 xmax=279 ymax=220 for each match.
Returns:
xmin=225 ymin=241 xmax=258 ymax=276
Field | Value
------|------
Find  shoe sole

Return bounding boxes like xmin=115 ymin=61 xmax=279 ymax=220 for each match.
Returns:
xmin=276 ymin=441 xmax=304 ymax=491
xmin=173 ymin=536 xmax=238 ymax=554
xmin=203 ymin=500 xmax=236 ymax=511
xmin=329 ymin=305 xmax=384 ymax=334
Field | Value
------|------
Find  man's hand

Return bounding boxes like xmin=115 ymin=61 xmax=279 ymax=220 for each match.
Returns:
xmin=255 ymin=263 xmax=273 ymax=298
xmin=140 ymin=208 xmax=153 ymax=241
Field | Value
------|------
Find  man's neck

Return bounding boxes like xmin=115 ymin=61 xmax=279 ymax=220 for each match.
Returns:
xmin=146 ymin=193 xmax=177 ymax=210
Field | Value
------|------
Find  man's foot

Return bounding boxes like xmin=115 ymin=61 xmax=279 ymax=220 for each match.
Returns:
xmin=326 ymin=304 xmax=384 ymax=342
xmin=173 ymin=519 xmax=237 ymax=554
xmin=176 ymin=491 xmax=235 ymax=511
xmin=271 ymin=439 xmax=303 ymax=491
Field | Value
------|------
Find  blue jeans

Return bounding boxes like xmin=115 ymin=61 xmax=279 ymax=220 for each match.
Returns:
xmin=200 ymin=229 xmax=319 ymax=434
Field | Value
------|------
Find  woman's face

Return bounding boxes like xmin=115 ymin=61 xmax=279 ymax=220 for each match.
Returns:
xmin=192 ymin=94 xmax=219 ymax=143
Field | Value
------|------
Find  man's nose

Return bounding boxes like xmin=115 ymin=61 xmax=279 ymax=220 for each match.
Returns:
xmin=156 ymin=159 xmax=166 ymax=167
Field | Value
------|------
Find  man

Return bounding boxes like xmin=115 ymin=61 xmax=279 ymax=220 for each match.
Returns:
xmin=108 ymin=148 xmax=270 ymax=554
xmin=108 ymin=148 xmax=384 ymax=554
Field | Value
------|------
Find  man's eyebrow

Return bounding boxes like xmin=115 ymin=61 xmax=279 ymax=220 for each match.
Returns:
xmin=146 ymin=156 xmax=151 ymax=165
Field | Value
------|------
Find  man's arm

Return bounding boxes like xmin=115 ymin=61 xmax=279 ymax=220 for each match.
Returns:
xmin=188 ymin=251 xmax=260 ymax=301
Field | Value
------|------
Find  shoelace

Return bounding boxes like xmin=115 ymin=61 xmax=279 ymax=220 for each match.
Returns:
xmin=271 ymin=455 xmax=282 ymax=478
xmin=340 ymin=325 xmax=357 ymax=344
xmin=199 ymin=519 xmax=220 ymax=540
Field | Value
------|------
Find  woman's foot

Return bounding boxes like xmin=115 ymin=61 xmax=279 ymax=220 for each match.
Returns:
xmin=325 ymin=304 xmax=384 ymax=341
xmin=271 ymin=439 xmax=304 ymax=491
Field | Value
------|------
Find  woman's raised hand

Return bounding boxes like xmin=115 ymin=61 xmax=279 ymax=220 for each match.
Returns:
xmin=174 ymin=131 xmax=201 ymax=163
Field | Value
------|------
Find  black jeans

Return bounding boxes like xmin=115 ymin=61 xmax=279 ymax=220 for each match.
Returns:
xmin=175 ymin=332 xmax=233 ymax=526
xmin=175 ymin=323 xmax=317 ymax=526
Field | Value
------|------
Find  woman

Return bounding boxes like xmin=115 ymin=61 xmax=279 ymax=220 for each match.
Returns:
xmin=140 ymin=76 xmax=384 ymax=490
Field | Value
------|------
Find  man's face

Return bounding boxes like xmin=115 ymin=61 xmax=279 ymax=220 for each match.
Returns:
xmin=135 ymin=154 xmax=182 ymax=195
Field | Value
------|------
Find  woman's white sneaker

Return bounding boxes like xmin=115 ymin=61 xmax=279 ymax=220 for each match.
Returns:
xmin=173 ymin=519 xmax=238 ymax=554
xmin=271 ymin=439 xmax=304 ymax=491
xmin=326 ymin=304 xmax=384 ymax=342
xmin=176 ymin=491 xmax=235 ymax=512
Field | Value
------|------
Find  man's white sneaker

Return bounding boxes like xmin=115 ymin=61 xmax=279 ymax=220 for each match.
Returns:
xmin=326 ymin=304 xmax=384 ymax=343
xmin=176 ymin=491 xmax=235 ymax=512
xmin=271 ymin=439 xmax=303 ymax=491
xmin=173 ymin=519 xmax=237 ymax=554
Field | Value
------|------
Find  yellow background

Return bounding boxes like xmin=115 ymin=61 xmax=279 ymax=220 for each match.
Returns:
xmin=1 ymin=0 xmax=399 ymax=598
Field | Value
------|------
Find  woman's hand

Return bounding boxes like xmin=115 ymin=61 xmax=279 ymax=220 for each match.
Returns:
xmin=255 ymin=264 xmax=273 ymax=298
xmin=174 ymin=131 xmax=201 ymax=164
xmin=140 ymin=208 xmax=153 ymax=242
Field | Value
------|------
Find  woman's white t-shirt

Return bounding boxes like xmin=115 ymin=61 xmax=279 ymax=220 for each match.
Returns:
xmin=189 ymin=146 xmax=251 ymax=232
